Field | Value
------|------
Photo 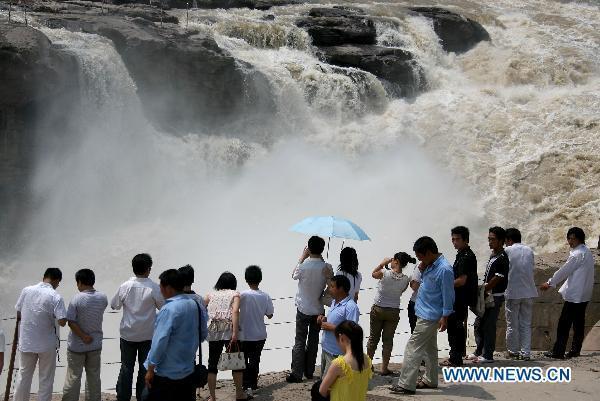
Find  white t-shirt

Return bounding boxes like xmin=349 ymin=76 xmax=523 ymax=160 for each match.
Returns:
xmin=409 ymin=267 xmax=422 ymax=303
xmin=335 ymin=271 xmax=362 ymax=300
xmin=505 ymin=243 xmax=538 ymax=299
xmin=239 ymin=289 xmax=275 ymax=341
xmin=292 ymin=258 xmax=333 ymax=316
xmin=15 ymin=282 xmax=67 ymax=353
xmin=111 ymin=277 xmax=165 ymax=342
xmin=374 ymin=270 xmax=410 ymax=309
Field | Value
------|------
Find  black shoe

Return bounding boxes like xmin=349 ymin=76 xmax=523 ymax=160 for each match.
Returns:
xmin=543 ymin=351 xmax=564 ymax=359
xmin=305 ymin=374 xmax=314 ymax=379
xmin=565 ymin=351 xmax=580 ymax=358
xmin=285 ymin=374 xmax=303 ymax=383
xmin=390 ymin=385 xmax=416 ymax=395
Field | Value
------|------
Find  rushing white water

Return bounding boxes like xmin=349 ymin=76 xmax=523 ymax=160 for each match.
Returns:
xmin=1 ymin=0 xmax=599 ymax=392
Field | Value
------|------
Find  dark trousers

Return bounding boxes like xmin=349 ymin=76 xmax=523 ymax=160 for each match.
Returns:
xmin=116 ymin=338 xmax=151 ymax=401
xmin=290 ymin=309 xmax=320 ymax=379
xmin=447 ymin=304 xmax=467 ymax=365
xmin=407 ymin=301 xmax=417 ymax=334
xmin=552 ymin=301 xmax=589 ymax=356
xmin=208 ymin=340 xmax=244 ymax=374
xmin=474 ymin=295 xmax=504 ymax=360
xmin=242 ymin=340 xmax=266 ymax=390
xmin=145 ymin=374 xmax=195 ymax=401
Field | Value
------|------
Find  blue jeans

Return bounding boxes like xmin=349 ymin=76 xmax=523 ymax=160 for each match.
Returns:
xmin=474 ymin=295 xmax=504 ymax=360
xmin=116 ymin=339 xmax=151 ymax=401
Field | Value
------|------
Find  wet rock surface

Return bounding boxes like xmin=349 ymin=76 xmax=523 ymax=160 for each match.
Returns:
xmin=296 ymin=6 xmax=376 ymax=46
xmin=318 ymin=45 xmax=424 ymax=97
xmin=409 ymin=6 xmax=491 ymax=53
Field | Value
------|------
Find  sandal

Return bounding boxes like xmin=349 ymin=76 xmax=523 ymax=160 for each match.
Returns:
xmin=416 ymin=379 xmax=437 ymax=389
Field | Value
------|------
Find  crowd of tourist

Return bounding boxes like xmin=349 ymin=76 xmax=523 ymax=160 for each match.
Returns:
xmin=0 ymin=226 xmax=596 ymax=401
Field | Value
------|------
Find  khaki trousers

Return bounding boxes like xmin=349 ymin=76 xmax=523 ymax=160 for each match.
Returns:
xmin=397 ymin=318 xmax=439 ymax=391
xmin=320 ymin=350 xmax=338 ymax=378
xmin=62 ymin=349 xmax=102 ymax=401
xmin=13 ymin=350 xmax=57 ymax=401
xmin=367 ymin=305 xmax=400 ymax=359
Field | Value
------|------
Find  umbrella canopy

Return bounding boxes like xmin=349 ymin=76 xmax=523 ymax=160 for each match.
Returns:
xmin=290 ymin=216 xmax=371 ymax=241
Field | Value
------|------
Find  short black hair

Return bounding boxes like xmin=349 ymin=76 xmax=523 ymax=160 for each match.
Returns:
xmin=159 ymin=269 xmax=184 ymax=292
xmin=214 ymin=271 xmax=237 ymax=291
xmin=567 ymin=227 xmax=585 ymax=243
xmin=308 ymin=236 xmax=326 ymax=255
xmin=245 ymin=265 xmax=262 ymax=285
xmin=178 ymin=264 xmax=194 ymax=287
xmin=132 ymin=253 xmax=152 ymax=275
xmin=331 ymin=275 xmax=351 ymax=294
xmin=43 ymin=268 xmax=62 ymax=281
xmin=505 ymin=228 xmax=522 ymax=243
xmin=413 ymin=236 xmax=438 ymax=255
xmin=451 ymin=226 xmax=470 ymax=242
xmin=75 ymin=269 xmax=95 ymax=286
xmin=489 ymin=226 xmax=506 ymax=242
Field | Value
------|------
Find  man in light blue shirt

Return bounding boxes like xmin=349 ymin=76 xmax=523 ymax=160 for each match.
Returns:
xmin=392 ymin=236 xmax=454 ymax=395
xmin=144 ymin=269 xmax=199 ymax=401
xmin=318 ymin=275 xmax=360 ymax=376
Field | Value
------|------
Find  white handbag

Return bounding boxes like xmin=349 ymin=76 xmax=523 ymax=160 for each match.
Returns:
xmin=217 ymin=342 xmax=246 ymax=371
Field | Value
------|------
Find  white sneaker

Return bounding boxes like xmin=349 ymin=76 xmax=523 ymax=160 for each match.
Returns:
xmin=466 ymin=353 xmax=479 ymax=361
xmin=476 ymin=356 xmax=494 ymax=364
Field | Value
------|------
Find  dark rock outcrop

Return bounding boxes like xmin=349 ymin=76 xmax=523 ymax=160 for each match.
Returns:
xmin=297 ymin=7 xmax=423 ymax=97
xmin=296 ymin=7 xmax=376 ymax=47
xmin=318 ymin=45 xmax=424 ymax=97
xmin=0 ymin=23 xmax=80 ymax=255
xmin=409 ymin=7 xmax=490 ymax=53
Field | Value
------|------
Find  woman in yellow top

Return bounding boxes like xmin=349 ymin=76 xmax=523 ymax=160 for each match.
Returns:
xmin=318 ymin=320 xmax=372 ymax=401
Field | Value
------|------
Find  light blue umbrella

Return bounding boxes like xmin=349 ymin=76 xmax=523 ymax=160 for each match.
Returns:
xmin=290 ymin=216 xmax=370 ymax=258
xmin=290 ymin=216 xmax=371 ymax=241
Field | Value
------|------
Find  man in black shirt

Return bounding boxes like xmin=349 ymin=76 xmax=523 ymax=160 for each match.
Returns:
xmin=444 ymin=226 xmax=478 ymax=366
xmin=471 ymin=226 xmax=509 ymax=363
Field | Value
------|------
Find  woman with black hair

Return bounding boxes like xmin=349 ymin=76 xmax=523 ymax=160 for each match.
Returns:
xmin=314 ymin=320 xmax=372 ymax=401
xmin=336 ymin=247 xmax=362 ymax=302
xmin=204 ymin=272 xmax=248 ymax=401
xmin=366 ymin=252 xmax=414 ymax=375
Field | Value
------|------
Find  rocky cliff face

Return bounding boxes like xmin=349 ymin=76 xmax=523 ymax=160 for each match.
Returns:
xmin=0 ymin=23 xmax=80 ymax=254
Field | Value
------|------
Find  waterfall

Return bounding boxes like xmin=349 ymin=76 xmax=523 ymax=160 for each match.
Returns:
xmin=1 ymin=0 xmax=599 ymax=388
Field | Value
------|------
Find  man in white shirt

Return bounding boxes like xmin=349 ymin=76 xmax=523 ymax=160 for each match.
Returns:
xmin=240 ymin=265 xmax=274 ymax=396
xmin=287 ymin=236 xmax=333 ymax=383
xmin=541 ymin=227 xmax=595 ymax=359
xmin=13 ymin=268 xmax=68 ymax=401
xmin=111 ymin=253 xmax=165 ymax=401
xmin=504 ymin=228 xmax=538 ymax=360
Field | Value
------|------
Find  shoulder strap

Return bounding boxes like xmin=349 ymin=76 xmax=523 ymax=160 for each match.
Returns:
xmin=193 ymin=298 xmax=203 ymax=361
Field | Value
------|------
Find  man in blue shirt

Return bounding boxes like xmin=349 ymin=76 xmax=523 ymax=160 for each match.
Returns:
xmin=392 ymin=236 xmax=454 ymax=395
xmin=144 ymin=269 xmax=199 ymax=401
xmin=317 ymin=275 xmax=360 ymax=377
